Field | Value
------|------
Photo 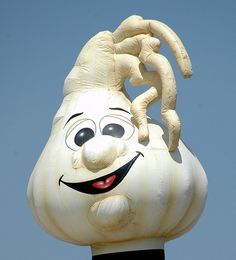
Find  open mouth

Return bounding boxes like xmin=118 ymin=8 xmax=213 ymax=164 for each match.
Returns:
xmin=59 ymin=151 xmax=143 ymax=194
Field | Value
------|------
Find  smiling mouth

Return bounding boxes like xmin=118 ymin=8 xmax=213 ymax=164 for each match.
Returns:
xmin=59 ymin=151 xmax=143 ymax=194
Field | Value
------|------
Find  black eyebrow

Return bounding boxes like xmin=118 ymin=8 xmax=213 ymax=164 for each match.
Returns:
xmin=109 ymin=107 xmax=130 ymax=114
xmin=64 ymin=112 xmax=83 ymax=127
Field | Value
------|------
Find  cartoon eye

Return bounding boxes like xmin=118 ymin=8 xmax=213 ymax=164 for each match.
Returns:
xmin=102 ymin=123 xmax=124 ymax=138
xmin=100 ymin=115 xmax=135 ymax=140
xmin=66 ymin=119 xmax=96 ymax=150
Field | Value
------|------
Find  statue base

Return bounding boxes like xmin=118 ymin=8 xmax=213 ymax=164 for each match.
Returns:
xmin=92 ymin=238 xmax=165 ymax=259
xmin=92 ymin=249 xmax=165 ymax=259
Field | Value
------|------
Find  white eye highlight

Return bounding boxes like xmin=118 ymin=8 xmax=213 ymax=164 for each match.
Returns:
xmin=65 ymin=119 xmax=96 ymax=150
xmin=100 ymin=115 xmax=135 ymax=140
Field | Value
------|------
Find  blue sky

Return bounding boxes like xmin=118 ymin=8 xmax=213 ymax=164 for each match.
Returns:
xmin=1 ymin=0 xmax=235 ymax=259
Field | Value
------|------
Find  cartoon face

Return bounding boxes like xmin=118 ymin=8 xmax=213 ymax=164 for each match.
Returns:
xmin=59 ymin=91 xmax=142 ymax=195
xmin=27 ymin=89 xmax=207 ymax=248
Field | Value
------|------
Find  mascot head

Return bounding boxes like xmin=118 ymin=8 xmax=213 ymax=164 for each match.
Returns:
xmin=27 ymin=16 xmax=207 ymax=257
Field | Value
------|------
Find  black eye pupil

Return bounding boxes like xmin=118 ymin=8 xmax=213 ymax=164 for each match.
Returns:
xmin=102 ymin=123 xmax=124 ymax=138
xmin=74 ymin=128 xmax=95 ymax=146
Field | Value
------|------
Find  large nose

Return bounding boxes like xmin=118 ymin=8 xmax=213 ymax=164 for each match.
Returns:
xmin=81 ymin=136 xmax=126 ymax=171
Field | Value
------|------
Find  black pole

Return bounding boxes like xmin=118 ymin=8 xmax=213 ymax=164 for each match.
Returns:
xmin=92 ymin=249 xmax=165 ymax=259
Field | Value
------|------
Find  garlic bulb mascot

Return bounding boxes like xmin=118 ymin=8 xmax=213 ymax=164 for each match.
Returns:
xmin=27 ymin=16 xmax=208 ymax=260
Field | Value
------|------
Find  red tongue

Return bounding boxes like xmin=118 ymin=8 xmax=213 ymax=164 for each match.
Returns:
xmin=92 ymin=175 xmax=116 ymax=189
